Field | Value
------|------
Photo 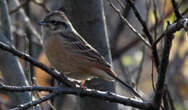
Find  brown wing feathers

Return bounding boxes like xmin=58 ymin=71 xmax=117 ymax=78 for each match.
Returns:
xmin=60 ymin=32 xmax=142 ymax=99
xmin=61 ymin=32 xmax=111 ymax=68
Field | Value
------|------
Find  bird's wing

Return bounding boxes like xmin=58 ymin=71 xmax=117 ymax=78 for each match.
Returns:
xmin=60 ymin=32 xmax=111 ymax=68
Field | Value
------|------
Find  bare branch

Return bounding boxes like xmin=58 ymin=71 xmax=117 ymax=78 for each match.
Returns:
xmin=115 ymin=0 xmax=125 ymax=9
xmin=125 ymin=0 xmax=153 ymax=44
xmin=153 ymin=18 xmax=188 ymax=46
xmin=152 ymin=0 xmax=159 ymax=39
xmin=0 ymin=84 xmax=151 ymax=110
xmin=0 ymin=83 xmax=56 ymax=92
xmin=170 ymin=0 xmax=182 ymax=19
xmin=153 ymin=22 xmax=174 ymax=110
xmin=11 ymin=0 xmax=42 ymax=44
xmin=10 ymin=92 xmax=58 ymax=110
xmin=110 ymin=0 xmax=160 ymax=67
xmin=165 ymin=86 xmax=176 ymax=110
xmin=9 ymin=0 xmax=31 ymax=14
xmin=108 ymin=0 xmax=151 ymax=47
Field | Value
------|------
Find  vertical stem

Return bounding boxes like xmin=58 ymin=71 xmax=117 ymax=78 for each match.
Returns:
xmin=153 ymin=24 xmax=174 ymax=109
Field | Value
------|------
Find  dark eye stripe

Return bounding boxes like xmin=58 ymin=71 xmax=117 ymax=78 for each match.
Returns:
xmin=49 ymin=20 xmax=68 ymax=27
xmin=50 ymin=20 xmax=57 ymax=24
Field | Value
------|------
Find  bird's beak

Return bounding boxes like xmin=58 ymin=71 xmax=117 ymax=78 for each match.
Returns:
xmin=38 ymin=20 xmax=46 ymax=26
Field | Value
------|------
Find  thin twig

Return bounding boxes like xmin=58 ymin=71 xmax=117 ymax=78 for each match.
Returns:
xmin=9 ymin=0 xmax=31 ymax=14
xmin=32 ymin=79 xmax=46 ymax=110
xmin=124 ymin=0 xmax=160 ymax=68
xmin=110 ymin=1 xmax=131 ymax=54
xmin=33 ymin=78 xmax=56 ymax=110
xmin=0 ymin=83 xmax=56 ymax=92
xmin=152 ymin=0 xmax=159 ymax=40
xmin=163 ymin=87 xmax=169 ymax=110
xmin=111 ymin=5 xmax=184 ymax=60
xmin=115 ymin=0 xmax=125 ymax=9
xmin=11 ymin=0 xmax=42 ymax=45
xmin=165 ymin=86 xmax=176 ymax=110
xmin=108 ymin=0 xmax=151 ymax=48
xmin=151 ymin=57 xmax=156 ymax=91
xmin=10 ymin=92 xmax=58 ymax=110
xmin=125 ymin=0 xmax=153 ymax=44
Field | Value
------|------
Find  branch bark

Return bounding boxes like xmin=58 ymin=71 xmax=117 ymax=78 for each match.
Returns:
xmin=0 ymin=84 xmax=150 ymax=110
xmin=152 ymin=23 xmax=174 ymax=110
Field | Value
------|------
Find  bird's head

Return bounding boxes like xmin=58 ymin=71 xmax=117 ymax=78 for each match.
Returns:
xmin=39 ymin=11 xmax=73 ymax=40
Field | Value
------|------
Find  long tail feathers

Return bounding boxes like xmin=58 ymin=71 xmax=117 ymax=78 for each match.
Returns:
xmin=105 ymin=69 xmax=143 ymax=100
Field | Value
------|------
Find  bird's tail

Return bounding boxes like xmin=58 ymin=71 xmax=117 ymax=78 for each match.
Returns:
xmin=104 ymin=68 xmax=143 ymax=100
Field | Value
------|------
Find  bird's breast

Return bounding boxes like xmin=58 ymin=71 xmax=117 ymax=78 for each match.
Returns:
xmin=43 ymin=35 xmax=89 ymax=73
xmin=43 ymin=35 xmax=72 ymax=72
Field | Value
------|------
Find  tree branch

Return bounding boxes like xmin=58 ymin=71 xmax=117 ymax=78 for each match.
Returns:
xmin=125 ymin=0 xmax=160 ymax=68
xmin=170 ymin=0 xmax=182 ymax=20
xmin=0 ymin=84 xmax=151 ymax=110
xmin=108 ymin=0 xmax=151 ymax=47
xmin=11 ymin=0 xmax=42 ymax=45
xmin=125 ymin=0 xmax=153 ymax=43
xmin=152 ymin=22 xmax=174 ymax=110
xmin=9 ymin=0 xmax=31 ymax=14
xmin=10 ymin=92 xmax=58 ymax=110
xmin=153 ymin=18 xmax=188 ymax=46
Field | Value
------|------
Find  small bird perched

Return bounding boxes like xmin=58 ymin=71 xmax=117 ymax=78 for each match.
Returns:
xmin=39 ymin=10 xmax=142 ymax=99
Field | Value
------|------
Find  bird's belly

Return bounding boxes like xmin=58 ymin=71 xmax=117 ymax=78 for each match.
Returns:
xmin=47 ymin=53 xmax=93 ymax=80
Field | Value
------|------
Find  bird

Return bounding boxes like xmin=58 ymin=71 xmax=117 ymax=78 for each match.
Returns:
xmin=39 ymin=10 xmax=142 ymax=99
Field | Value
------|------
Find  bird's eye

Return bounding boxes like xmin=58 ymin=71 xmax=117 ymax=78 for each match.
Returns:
xmin=48 ymin=20 xmax=68 ymax=28
xmin=50 ymin=20 xmax=57 ymax=25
